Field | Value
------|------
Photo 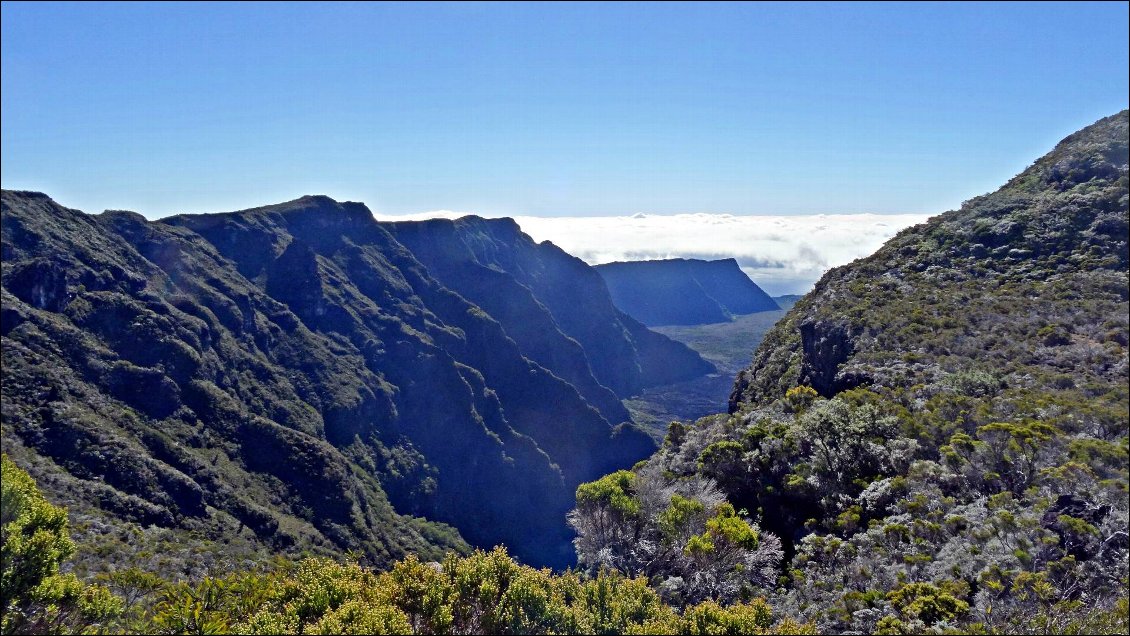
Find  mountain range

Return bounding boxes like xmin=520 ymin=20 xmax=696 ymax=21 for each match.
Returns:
xmin=1 ymin=110 xmax=1126 ymax=635
xmin=1 ymin=192 xmax=714 ymax=569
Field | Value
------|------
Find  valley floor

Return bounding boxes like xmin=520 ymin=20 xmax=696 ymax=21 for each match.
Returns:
xmin=625 ymin=307 xmax=792 ymax=438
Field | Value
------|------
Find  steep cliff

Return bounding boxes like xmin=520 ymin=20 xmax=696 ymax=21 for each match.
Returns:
xmin=386 ymin=217 xmax=716 ymax=398
xmin=596 ymin=258 xmax=779 ymax=327
xmin=1 ymin=193 xmax=675 ymax=569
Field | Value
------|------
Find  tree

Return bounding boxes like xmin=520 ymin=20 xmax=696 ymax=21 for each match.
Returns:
xmin=568 ymin=463 xmax=782 ymax=605
xmin=1 ymin=454 xmax=121 ymax=634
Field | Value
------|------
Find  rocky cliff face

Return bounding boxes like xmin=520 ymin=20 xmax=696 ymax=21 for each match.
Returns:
xmin=797 ymin=320 xmax=859 ymax=397
xmin=0 ymin=192 xmax=704 ymax=569
xmin=595 ymin=258 xmax=779 ymax=327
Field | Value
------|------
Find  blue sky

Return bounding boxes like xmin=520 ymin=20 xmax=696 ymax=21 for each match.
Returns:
xmin=2 ymin=2 xmax=1128 ymax=219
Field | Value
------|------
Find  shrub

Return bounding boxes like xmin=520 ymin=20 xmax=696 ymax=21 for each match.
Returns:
xmin=1 ymin=454 xmax=122 ymax=634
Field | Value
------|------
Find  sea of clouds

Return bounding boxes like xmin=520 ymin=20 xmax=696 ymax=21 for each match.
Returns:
xmin=376 ymin=211 xmax=934 ymax=296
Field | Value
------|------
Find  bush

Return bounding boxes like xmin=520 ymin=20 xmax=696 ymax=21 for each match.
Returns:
xmin=1 ymin=454 xmax=122 ymax=634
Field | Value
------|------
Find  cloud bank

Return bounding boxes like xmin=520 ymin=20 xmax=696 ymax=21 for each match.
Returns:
xmin=376 ymin=211 xmax=934 ymax=296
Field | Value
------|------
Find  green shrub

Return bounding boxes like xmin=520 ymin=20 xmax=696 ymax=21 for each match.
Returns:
xmin=1 ymin=454 xmax=122 ymax=634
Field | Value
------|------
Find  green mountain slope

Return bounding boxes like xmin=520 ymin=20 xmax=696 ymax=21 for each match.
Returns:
xmin=387 ymin=217 xmax=715 ymax=400
xmin=732 ymin=110 xmax=1127 ymax=410
xmin=574 ymin=111 xmax=1128 ymax=633
xmin=0 ymin=193 xmax=678 ymax=569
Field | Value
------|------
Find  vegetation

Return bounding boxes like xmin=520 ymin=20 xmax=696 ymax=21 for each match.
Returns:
xmin=1 ymin=455 xmax=120 ymax=634
xmin=732 ymin=111 xmax=1129 ymax=409
xmin=2 ymin=454 xmax=811 ymax=635
xmin=1 ymin=190 xmax=685 ymax=570
xmin=610 ymin=386 xmax=1128 ymax=633
xmin=1 ymin=108 xmax=1126 ymax=635
xmin=569 ymin=465 xmax=783 ymax=606
xmin=570 ymin=110 xmax=1129 ymax=633
xmin=386 ymin=216 xmax=714 ymax=410
xmin=628 ymin=309 xmax=791 ymax=439
xmin=137 ymin=550 xmax=813 ymax=636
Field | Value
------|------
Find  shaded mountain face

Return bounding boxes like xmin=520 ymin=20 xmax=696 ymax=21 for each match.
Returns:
xmin=385 ymin=218 xmax=716 ymax=399
xmin=731 ymin=110 xmax=1128 ymax=410
xmin=595 ymin=258 xmax=779 ymax=327
xmin=0 ymin=193 xmax=685 ymax=569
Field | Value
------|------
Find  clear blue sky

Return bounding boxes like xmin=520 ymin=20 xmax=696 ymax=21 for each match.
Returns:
xmin=2 ymin=1 xmax=1127 ymax=219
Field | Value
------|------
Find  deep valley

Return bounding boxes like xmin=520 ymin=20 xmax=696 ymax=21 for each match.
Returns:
xmin=2 ymin=111 xmax=1127 ymax=635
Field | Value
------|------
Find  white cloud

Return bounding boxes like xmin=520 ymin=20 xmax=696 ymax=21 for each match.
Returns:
xmin=375 ymin=210 xmax=934 ymax=296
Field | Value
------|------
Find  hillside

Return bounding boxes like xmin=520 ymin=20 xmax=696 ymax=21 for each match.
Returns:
xmin=732 ymin=110 xmax=1128 ymax=408
xmin=385 ymin=217 xmax=714 ymax=404
xmin=595 ymin=258 xmax=779 ymax=326
xmin=0 ymin=193 xmax=702 ymax=570
xmin=573 ymin=111 xmax=1129 ymax=633
xmin=2 ymin=110 xmax=1126 ymax=633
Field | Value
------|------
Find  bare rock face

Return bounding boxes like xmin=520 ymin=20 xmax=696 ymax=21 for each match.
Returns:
xmin=798 ymin=320 xmax=861 ymax=397
xmin=6 ymin=258 xmax=71 ymax=312
xmin=595 ymin=257 xmax=779 ymax=327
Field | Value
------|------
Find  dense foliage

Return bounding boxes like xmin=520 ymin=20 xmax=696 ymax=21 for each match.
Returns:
xmin=569 ymin=111 xmax=1129 ymax=633
xmin=136 ymin=550 xmax=814 ymax=636
xmin=1 ymin=455 xmax=120 ymax=634
xmin=2 ymin=455 xmax=812 ymax=635
xmin=569 ymin=465 xmax=783 ymax=606
xmin=613 ymin=390 xmax=1128 ymax=633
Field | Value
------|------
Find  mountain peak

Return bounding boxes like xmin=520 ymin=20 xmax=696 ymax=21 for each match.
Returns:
xmin=1004 ymin=109 xmax=1128 ymax=194
xmin=294 ymin=194 xmax=340 ymax=205
xmin=271 ymin=195 xmax=374 ymax=222
xmin=1 ymin=189 xmax=54 ymax=201
xmin=453 ymin=215 xmax=524 ymax=235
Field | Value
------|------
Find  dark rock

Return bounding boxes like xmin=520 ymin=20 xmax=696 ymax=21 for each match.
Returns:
xmin=1042 ymin=493 xmax=1112 ymax=528
xmin=1041 ymin=494 xmax=1113 ymax=560
xmin=799 ymin=320 xmax=858 ymax=397
xmin=5 ymin=258 xmax=71 ymax=312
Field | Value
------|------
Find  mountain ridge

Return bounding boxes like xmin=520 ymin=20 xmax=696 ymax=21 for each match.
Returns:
xmin=386 ymin=217 xmax=716 ymax=403
xmin=731 ymin=109 xmax=1128 ymax=408
xmin=1 ymin=191 xmax=714 ymax=569
xmin=575 ymin=109 xmax=1130 ymax=634
xmin=596 ymin=258 xmax=779 ymax=327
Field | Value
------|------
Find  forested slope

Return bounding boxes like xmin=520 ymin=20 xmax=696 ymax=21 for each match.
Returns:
xmin=1 ymin=192 xmax=703 ymax=570
xmin=570 ymin=110 xmax=1129 ymax=634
